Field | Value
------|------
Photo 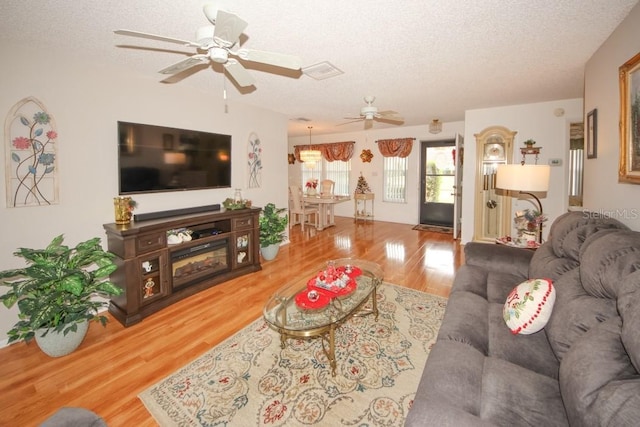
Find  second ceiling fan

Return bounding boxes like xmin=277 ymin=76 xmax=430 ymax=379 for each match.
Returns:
xmin=340 ymin=96 xmax=405 ymax=129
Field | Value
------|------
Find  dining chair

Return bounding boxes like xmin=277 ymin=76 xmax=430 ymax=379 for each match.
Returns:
xmin=288 ymin=185 xmax=319 ymax=231
xmin=319 ymin=179 xmax=335 ymax=198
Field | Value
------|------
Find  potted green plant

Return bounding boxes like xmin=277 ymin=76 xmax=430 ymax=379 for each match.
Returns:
xmin=0 ymin=234 xmax=122 ymax=357
xmin=259 ymin=203 xmax=288 ymax=261
xmin=523 ymin=139 xmax=536 ymax=148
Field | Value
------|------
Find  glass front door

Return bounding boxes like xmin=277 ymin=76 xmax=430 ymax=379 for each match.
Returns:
xmin=420 ymin=141 xmax=455 ymax=227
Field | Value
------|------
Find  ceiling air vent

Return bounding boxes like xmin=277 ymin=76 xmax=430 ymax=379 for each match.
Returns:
xmin=302 ymin=61 xmax=343 ymax=80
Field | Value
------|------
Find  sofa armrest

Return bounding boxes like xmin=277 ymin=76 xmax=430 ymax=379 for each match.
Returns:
xmin=464 ymin=242 xmax=533 ymax=278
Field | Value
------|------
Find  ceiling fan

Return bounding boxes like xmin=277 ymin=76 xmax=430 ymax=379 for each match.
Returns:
xmin=340 ymin=96 xmax=404 ymax=129
xmin=113 ymin=5 xmax=302 ymax=88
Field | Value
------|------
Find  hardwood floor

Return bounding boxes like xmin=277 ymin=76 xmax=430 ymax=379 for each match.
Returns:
xmin=0 ymin=217 xmax=463 ymax=426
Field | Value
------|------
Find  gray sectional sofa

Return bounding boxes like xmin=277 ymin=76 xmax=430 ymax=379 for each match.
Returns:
xmin=406 ymin=211 xmax=640 ymax=426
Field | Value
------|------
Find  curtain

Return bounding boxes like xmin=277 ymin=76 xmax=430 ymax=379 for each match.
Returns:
xmin=294 ymin=141 xmax=355 ymax=162
xmin=376 ymin=138 xmax=415 ymax=158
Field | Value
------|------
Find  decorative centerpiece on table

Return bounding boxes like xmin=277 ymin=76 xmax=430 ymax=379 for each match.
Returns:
xmin=514 ymin=209 xmax=547 ymax=245
xmin=354 ymin=172 xmax=371 ymax=194
xmin=305 ymin=179 xmax=318 ymax=196
xmin=295 ymin=261 xmax=362 ymax=310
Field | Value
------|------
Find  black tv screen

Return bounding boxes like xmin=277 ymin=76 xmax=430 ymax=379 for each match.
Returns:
xmin=117 ymin=121 xmax=232 ymax=195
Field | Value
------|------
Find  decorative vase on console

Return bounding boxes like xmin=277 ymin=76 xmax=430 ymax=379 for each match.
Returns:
xmin=113 ymin=196 xmax=137 ymax=225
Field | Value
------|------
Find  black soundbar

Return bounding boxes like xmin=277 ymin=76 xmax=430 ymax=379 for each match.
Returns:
xmin=133 ymin=204 xmax=221 ymax=222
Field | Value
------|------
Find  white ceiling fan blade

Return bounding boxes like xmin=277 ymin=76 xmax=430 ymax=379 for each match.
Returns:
xmin=376 ymin=109 xmax=404 ymax=122
xmin=224 ymin=60 xmax=255 ymax=87
xmin=234 ymin=49 xmax=301 ymax=70
xmin=203 ymin=4 xmax=218 ymax=23
xmin=213 ymin=10 xmax=248 ymax=47
xmin=377 ymin=114 xmax=405 ymax=123
xmin=114 ymin=29 xmax=200 ymax=48
xmin=337 ymin=119 xmax=363 ymax=126
xmin=158 ymin=55 xmax=208 ymax=75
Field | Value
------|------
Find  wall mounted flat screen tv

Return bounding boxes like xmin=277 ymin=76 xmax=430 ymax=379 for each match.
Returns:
xmin=118 ymin=121 xmax=232 ymax=195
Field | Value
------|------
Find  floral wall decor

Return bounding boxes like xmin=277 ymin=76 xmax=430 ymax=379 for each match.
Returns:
xmin=360 ymin=149 xmax=374 ymax=163
xmin=247 ymin=132 xmax=262 ymax=188
xmin=5 ymin=97 xmax=59 ymax=207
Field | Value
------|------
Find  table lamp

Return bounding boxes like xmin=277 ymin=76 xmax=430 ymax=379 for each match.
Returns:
xmin=496 ymin=164 xmax=551 ymax=243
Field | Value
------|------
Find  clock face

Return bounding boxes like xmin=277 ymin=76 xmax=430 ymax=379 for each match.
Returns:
xmin=484 ymin=143 xmax=505 ymax=160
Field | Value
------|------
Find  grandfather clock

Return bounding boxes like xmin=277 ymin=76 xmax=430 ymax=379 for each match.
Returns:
xmin=473 ymin=126 xmax=516 ymax=242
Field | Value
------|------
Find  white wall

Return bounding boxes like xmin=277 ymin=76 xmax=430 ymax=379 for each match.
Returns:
xmin=288 ymin=122 xmax=465 ymax=225
xmin=584 ymin=1 xmax=640 ymax=228
xmin=0 ymin=42 xmax=288 ymax=344
xmin=461 ymin=99 xmax=584 ymax=243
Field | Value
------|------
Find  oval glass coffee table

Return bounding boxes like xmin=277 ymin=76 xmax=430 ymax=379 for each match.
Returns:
xmin=263 ymin=258 xmax=383 ymax=376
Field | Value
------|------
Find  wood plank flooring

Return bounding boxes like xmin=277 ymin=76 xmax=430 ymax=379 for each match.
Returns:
xmin=0 ymin=217 xmax=463 ymax=426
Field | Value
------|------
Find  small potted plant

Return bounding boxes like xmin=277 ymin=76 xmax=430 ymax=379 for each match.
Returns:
xmin=523 ymin=139 xmax=536 ymax=148
xmin=259 ymin=203 xmax=289 ymax=261
xmin=0 ymin=234 xmax=122 ymax=357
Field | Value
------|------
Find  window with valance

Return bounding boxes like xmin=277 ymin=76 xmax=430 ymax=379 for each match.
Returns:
xmin=376 ymin=138 xmax=415 ymax=158
xmin=376 ymin=138 xmax=415 ymax=203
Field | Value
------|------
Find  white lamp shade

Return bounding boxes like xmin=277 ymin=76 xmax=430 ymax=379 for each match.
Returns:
xmin=496 ymin=164 xmax=550 ymax=192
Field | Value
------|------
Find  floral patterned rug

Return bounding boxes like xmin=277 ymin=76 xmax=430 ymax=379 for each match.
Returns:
xmin=139 ymin=283 xmax=447 ymax=426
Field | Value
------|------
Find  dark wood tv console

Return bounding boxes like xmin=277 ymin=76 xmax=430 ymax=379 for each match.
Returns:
xmin=103 ymin=207 xmax=261 ymax=326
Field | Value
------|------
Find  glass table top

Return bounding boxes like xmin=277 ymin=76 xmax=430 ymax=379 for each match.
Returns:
xmin=263 ymin=258 xmax=384 ymax=332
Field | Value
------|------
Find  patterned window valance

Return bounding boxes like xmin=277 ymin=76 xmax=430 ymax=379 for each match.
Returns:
xmin=294 ymin=141 xmax=355 ymax=162
xmin=376 ymin=138 xmax=415 ymax=158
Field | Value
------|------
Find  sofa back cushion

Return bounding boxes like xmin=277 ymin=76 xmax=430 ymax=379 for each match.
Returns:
xmin=559 ymin=317 xmax=640 ymax=426
xmin=529 ymin=212 xmax=627 ymax=281
xmin=619 ymin=271 xmax=640 ymax=374
xmin=528 ymin=242 xmax=578 ymax=280
xmin=544 ymin=269 xmax=618 ymax=361
xmin=546 ymin=211 xmax=628 ymax=261
xmin=546 ymin=230 xmax=640 ymax=361
xmin=580 ymin=230 xmax=640 ymax=299
xmin=557 ymin=230 xmax=640 ymax=426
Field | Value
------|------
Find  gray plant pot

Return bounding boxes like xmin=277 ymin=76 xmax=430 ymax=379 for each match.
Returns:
xmin=34 ymin=320 xmax=89 ymax=357
xmin=260 ymin=243 xmax=280 ymax=261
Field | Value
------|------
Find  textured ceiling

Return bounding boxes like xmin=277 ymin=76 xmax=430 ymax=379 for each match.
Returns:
xmin=1 ymin=1 xmax=638 ymax=137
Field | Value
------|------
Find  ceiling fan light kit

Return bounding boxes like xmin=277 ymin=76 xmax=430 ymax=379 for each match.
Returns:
xmin=209 ymin=47 xmax=229 ymax=63
xmin=113 ymin=4 xmax=302 ymax=89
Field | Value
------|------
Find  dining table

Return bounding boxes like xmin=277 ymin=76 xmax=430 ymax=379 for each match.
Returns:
xmin=303 ymin=195 xmax=351 ymax=230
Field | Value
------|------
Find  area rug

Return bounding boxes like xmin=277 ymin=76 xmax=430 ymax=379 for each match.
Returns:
xmin=412 ymin=224 xmax=453 ymax=234
xmin=139 ymin=283 xmax=447 ymax=426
